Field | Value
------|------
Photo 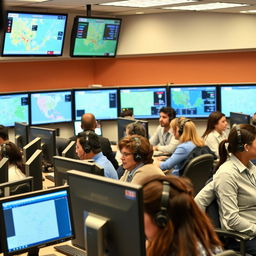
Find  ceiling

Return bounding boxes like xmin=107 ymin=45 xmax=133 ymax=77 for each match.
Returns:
xmin=3 ymin=0 xmax=256 ymax=15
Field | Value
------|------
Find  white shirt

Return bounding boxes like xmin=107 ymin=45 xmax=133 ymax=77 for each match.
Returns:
xmin=8 ymin=164 xmax=26 ymax=182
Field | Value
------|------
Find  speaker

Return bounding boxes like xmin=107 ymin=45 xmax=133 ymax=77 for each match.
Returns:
xmin=236 ymin=125 xmax=244 ymax=152
xmin=178 ymin=119 xmax=191 ymax=136
xmin=133 ymin=137 xmax=142 ymax=162
xmin=83 ymin=131 xmax=92 ymax=154
xmin=154 ymin=181 xmax=170 ymax=228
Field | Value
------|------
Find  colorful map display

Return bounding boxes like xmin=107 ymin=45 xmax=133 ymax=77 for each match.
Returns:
xmin=3 ymin=12 xmax=67 ymax=56
xmin=31 ymin=91 xmax=72 ymax=125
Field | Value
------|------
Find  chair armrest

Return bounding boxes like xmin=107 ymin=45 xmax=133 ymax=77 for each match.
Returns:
xmin=215 ymin=228 xmax=251 ymax=241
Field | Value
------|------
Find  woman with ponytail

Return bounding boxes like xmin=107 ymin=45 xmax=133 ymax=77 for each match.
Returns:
xmin=142 ymin=175 xmax=222 ymax=256
xmin=196 ymin=124 xmax=256 ymax=255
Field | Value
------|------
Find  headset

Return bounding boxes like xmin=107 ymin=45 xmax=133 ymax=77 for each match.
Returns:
xmin=154 ymin=181 xmax=170 ymax=228
xmin=178 ymin=118 xmax=191 ymax=136
xmin=83 ymin=131 xmax=92 ymax=154
xmin=133 ymin=137 xmax=143 ymax=162
xmin=0 ymin=143 xmax=8 ymax=158
xmin=235 ymin=125 xmax=244 ymax=152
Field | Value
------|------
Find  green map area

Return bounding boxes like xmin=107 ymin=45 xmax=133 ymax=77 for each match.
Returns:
xmin=172 ymin=91 xmax=203 ymax=109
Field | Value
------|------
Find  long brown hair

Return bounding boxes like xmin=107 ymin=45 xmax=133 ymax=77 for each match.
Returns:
xmin=142 ymin=175 xmax=221 ymax=256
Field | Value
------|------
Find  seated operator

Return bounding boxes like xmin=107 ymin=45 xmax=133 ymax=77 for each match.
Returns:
xmin=76 ymin=131 xmax=118 ymax=180
xmin=0 ymin=125 xmax=9 ymax=145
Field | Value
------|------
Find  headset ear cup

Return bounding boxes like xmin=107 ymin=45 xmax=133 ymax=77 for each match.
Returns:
xmin=83 ymin=131 xmax=91 ymax=153
xmin=134 ymin=153 xmax=142 ymax=162
xmin=154 ymin=211 xmax=168 ymax=228
xmin=236 ymin=125 xmax=244 ymax=152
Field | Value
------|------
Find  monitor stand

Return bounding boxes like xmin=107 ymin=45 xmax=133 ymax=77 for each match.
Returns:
xmin=27 ymin=247 xmax=39 ymax=256
xmin=84 ymin=213 xmax=108 ymax=256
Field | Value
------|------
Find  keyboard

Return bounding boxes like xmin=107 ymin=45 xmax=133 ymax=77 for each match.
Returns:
xmin=54 ymin=244 xmax=87 ymax=256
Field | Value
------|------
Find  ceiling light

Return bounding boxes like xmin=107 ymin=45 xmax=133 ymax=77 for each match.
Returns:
xmin=100 ymin=0 xmax=197 ymax=8
xmin=163 ymin=2 xmax=249 ymax=10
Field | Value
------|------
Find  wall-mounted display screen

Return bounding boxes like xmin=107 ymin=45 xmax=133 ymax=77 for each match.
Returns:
xmin=170 ymin=86 xmax=217 ymax=118
xmin=0 ymin=93 xmax=29 ymax=126
xmin=74 ymin=89 xmax=118 ymax=120
xmin=220 ymin=85 xmax=256 ymax=117
xmin=30 ymin=90 xmax=72 ymax=125
xmin=120 ymin=87 xmax=167 ymax=119
xmin=70 ymin=16 xmax=121 ymax=57
xmin=2 ymin=11 xmax=67 ymax=56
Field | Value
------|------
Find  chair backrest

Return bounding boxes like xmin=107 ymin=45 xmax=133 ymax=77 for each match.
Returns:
xmin=215 ymin=250 xmax=238 ymax=256
xmin=206 ymin=197 xmax=221 ymax=228
xmin=182 ymin=153 xmax=214 ymax=195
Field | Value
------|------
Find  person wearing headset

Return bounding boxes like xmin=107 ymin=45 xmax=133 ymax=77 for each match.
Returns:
xmin=149 ymin=107 xmax=179 ymax=154
xmin=158 ymin=117 xmax=205 ymax=176
xmin=118 ymin=135 xmax=164 ymax=184
xmin=0 ymin=141 xmax=26 ymax=181
xmin=142 ymin=175 xmax=222 ymax=256
xmin=202 ymin=111 xmax=228 ymax=158
xmin=195 ymin=124 xmax=256 ymax=255
xmin=0 ymin=125 xmax=9 ymax=145
xmin=76 ymin=131 xmax=118 ymax=180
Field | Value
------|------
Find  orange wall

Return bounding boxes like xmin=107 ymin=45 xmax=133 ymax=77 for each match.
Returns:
xmin=1 ymin=51 xmax=256 ymax=93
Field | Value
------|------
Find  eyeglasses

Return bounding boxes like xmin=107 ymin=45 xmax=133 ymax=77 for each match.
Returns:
xmin=120 ymin=152 xmax=133 ymax=157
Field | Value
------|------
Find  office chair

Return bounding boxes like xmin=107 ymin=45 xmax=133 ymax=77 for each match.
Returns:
xmin=206 ymin=198 xmax=250 ymax=256
xmin=182 ymin=153 xmax=214 ymax=195
xmin=215 ymin=250 xmax=238 ymax=256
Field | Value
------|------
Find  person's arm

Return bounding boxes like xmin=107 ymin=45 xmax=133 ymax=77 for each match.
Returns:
xmin=156 ymin=135 xmax=179 ymax=153
xmin=149 ymin=126 xmax=160 ymax=146
xmin=215 ymin=172 xmax=256 ymax=236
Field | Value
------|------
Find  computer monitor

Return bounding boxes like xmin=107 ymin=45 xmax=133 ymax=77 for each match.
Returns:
xmin=117 ymin=118 xmax=149 ymax=141
xmin=120 ymin=86 xmax=167 ymax=119
xmin=0 ymin=186 xmax=74 ymax=256
xmin=67 ymin=170 xmax=145 ymax=256
xmin=14 ymin=122 xmax=29 ymax=149
xmin=0 ymin=158 xmax=8 ymax=183
xmin=30 ymin=90 xmax=72 ymax=125
xmin=74 ymin=88 xmax=118 ymax=120
xmin=0 ymin=93 xmax=29 ymax=127
xmin=61 ymin=141 xmax=77 ymax=159
xmin=73 ymin=120 xmax=102 ymax=136
xmin=220 ymin=84 xmax=256 ymax=117
xmin=0 ymin=176 xmax=33 ymax=197
xmin=53 ymin=156 xmax=104 ymax=186
xmin=25 ymin=149 xmax=43 ymax=191
xmin=70 ymin=16 xmax=121 ymax=57
xmin=229 ymin=112 xmax=251 ymax=129
xmin=29 ymin=126 xmax=56 ymax=165
xmin=170 ymin=85 xmax=217 ymax=118
xmin=23 ymin=137 xmax=41 ymax=163
xmin=2 ymin=11 xmax=67 ymax=56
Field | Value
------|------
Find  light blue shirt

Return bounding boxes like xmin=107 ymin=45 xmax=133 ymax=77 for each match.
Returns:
xmin=93 ymin=152 xmax=118 ymax=180
xmin=160 ymin=141 xmax=196 ymax=176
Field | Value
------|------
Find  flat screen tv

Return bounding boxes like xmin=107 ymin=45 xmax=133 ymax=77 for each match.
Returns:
xmin=70 ymin=16 xmax=121 ymax=57
xmin=120 ymin=86 xmax=167 ymax=119
xmin=30 ymin=90 xmax=72 ymax=125
xmin=2 ymin=11 xmax=67 ymax=56
xmin=229 ymin=112 xmax=251 ymax=129
xmin=74 ymin=88 xmax=118 ymax=120
xmin=170 ymin=85 xmax=217 ymax=118
xmin=220 ymin=84 xmax=256 ymax=117
xmin=0 ymin=93 xmax=29 ymax=127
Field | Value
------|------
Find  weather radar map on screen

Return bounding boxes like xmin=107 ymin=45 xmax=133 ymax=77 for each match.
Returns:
xmin=0 ymin=94 xmax=29 ymax=127
xmin=170 ymin=86 xmax=217 ymax=117
xmin=2 ymin=12 xmax=67 ymax=56
xmin=71 ymin=17 xmax=121 ymax=57
xmin=31 ymin=91 xmax=72 ymax=125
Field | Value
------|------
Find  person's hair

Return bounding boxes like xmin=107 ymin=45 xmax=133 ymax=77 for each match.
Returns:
xmin=0 ymin=125 xmax=9 ymax=141
xmin=118 ymin=135 xmax=153 ymax=164
xmin=0 ymin=141 xmax=24 ymax=172
xmin=81 ymin=113 xmax=97 ymax=131
xmin=126 ymin=122 xmax=146 ymax=137
xmin=159 ymin=107 xmax=176 ymax=121
xmin=202 ymin=111 xmax=225 ymax=138
xmin=142 ymin=175 xmax=222 ymax=256
xmin=171 ymin=117 xmax=204 ymax=146
xmin=217 ymin=124 xmax=256 ymax=169
xmin=120 ymin=109 xmax=133 ymax=118
xmin=77 ymin=131 xmax=101 ymax=154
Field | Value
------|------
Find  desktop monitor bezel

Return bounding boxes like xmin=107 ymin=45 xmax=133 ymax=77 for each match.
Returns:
xmin=0 ymin=185 xmax=74 ymax=256
xmin=74 ymin=88 xmax=119 ymax=121
xmin=169 ymin=85 xmax=218 ymax=118
xmin=70 ymin=16 xmax=122 ymax=58
xmin=30 ymin=90 xmax=73 ymax=125
xmin=14 ymin=122 xmax=29 ymax=149
xmin=119 ymin=86 xmax=168 ymax=120
xmin=2 ymin=11 xmax=68 ymax=57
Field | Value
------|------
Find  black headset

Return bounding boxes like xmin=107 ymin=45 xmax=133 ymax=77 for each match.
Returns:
xmin=133 ymin=137 xmax=143 ymax=162
xmin=83 ymin=131 xmax=92 ymax=153
xmin=178 ymin=118 xmax=191 ymax=136
xmin=236 ymin=125 xmax=244 ymax=152
xmin=0 ymin=143 xmax=8 ymax=158
xmin=154 ymin=181 xmax=170 ymax=228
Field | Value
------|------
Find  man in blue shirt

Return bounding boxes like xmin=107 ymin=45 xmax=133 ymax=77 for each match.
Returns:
xmin=76 ymin=131 xmax=118 ymax=180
